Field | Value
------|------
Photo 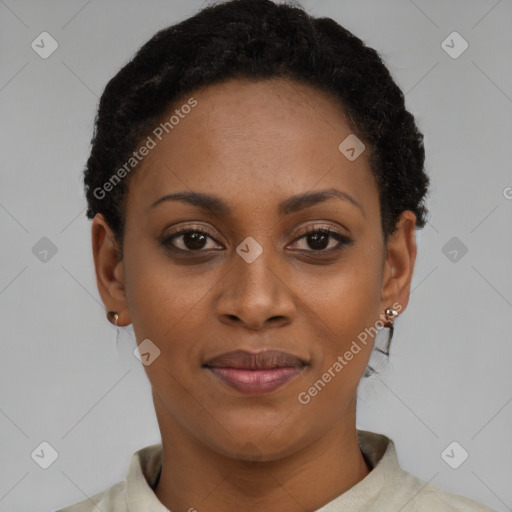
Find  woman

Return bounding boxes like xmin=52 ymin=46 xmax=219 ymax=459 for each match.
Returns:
xmin=58 ymin=0 xmax=495 ymax=510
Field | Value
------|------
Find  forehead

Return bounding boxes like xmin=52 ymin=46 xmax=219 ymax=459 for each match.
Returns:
xmin=127 ymin=78 xmax=379 ymax=219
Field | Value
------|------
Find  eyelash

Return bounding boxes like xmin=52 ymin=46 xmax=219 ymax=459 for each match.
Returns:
xmin=161 ymin=224 xmax=352 ymax=255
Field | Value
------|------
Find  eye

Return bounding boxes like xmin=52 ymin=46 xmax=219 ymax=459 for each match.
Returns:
xmin=161 ymin=227 xmax=223 ymax=252
xmin=288 ymin=225 xmax=352 ymax=252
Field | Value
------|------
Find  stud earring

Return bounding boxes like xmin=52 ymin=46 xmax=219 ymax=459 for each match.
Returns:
xmin=107 ymin=311 xmax=119 ymax=326
xmin=384 ymin=308 xmax=398 ymax=323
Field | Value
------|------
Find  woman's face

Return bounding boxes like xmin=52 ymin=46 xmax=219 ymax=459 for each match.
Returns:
xmin=93 ymin=78 xmax=416 ymax=460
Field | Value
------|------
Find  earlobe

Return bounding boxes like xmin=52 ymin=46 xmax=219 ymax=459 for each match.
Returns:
xmin=91 ymin=213 xmax=130 ymax=326
xmin=380 ymin=210 xmax=418 ymax=314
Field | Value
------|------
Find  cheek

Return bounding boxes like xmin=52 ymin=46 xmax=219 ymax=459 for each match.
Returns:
xmin=123 ymin=252 xmax=208 ymax=410
xmin=123 ymin=239 xmax=207 ymax=340
xmin=307 ymin=254 xmax=383 ymax=339
xmin=295 ymin=268 xmax=382 ymax=420
xmin=122 ymin=258 xmax=205 ymax=413
xmin=300 ymin=250 xmax=384 ymax=394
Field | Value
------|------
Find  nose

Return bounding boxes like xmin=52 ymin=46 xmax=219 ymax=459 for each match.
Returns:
xmin=215 ymin=244 xmax=296 ymax=331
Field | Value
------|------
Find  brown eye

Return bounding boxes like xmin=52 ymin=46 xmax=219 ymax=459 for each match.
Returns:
xmin=162 ymin=228 xmax=223 ymax=252
xmin=289 ymin=228 xmax=352 ymax=252
xmin=305 ymin=231 xmax=331 ymax=250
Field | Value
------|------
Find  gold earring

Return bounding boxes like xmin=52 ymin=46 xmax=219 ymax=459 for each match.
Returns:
xmin=384 ymin=308 xmax=398 ymax=325
xmin=107 ymin=311 xmax=119 ymax=326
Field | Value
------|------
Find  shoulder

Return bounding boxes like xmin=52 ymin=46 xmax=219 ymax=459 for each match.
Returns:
xmin=355 ymin=430 xmax=496 ymax=512
xmin=55 ymin=443 xmax=163 ymax=512
xmin=55 ymin=480 xmax=127 ymax=512
xmin=389 ymin=470 xmax=496 ymax=512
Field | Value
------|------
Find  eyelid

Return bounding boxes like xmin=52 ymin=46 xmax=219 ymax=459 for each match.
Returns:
xmin=165 ymin=224 xmax=219 ymax=238
xmin=291 ymin=222 xmax=346 ymax=240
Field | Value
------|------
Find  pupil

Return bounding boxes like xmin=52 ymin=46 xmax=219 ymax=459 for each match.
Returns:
xmin=308 ymin=232 xmax=328 ymax=250
xmin=185 ymin=232 xmax=206 ymax=250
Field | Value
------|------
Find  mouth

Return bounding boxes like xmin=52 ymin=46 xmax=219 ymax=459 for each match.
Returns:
xmin=203 ymin=349 xmax=307 ymax=395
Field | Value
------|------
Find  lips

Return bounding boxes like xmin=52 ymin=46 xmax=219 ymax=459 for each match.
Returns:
xmin=204 ymin=349 xmax=307 ymax=395
xmin=204 ymin=349 xmax=306 ymax=370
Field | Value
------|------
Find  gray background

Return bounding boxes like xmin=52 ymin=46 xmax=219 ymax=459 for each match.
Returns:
xmin=1 ymin=0 xmax=511 ymax=511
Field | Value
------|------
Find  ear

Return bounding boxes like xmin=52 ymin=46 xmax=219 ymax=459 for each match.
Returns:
xmin=380 ymin=210 xmax=418 ymax=315
xmin=91 ymin=213 xmax=131 ymax=326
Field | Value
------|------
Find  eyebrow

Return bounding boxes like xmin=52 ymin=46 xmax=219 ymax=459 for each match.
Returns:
xmin=148 ymin=187 xmax=364 ymax=217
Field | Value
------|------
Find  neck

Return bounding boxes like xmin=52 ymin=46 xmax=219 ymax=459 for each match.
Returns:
xmin=153 ymin=394 xmax=371 ymax=512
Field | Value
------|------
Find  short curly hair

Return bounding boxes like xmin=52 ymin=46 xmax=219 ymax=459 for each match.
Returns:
xmin=84 ymin=0 xmax=429 ymax=253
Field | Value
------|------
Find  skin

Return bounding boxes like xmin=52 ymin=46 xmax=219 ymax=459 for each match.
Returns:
xmin=92 ymin=77 xmax=417 ymax=512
